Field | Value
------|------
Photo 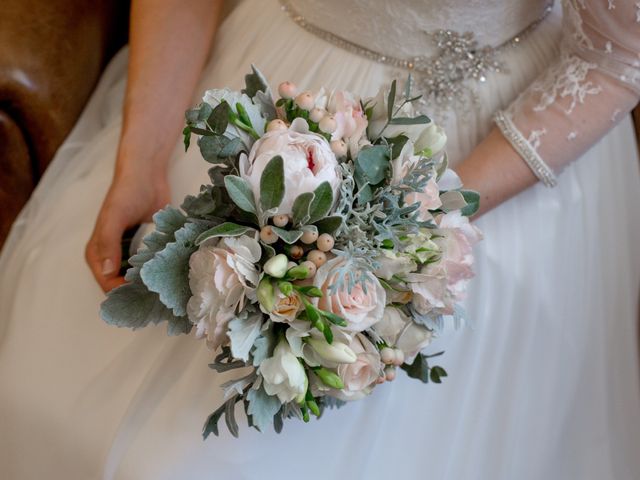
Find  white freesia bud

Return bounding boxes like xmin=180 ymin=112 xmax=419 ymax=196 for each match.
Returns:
xmin=415 ymin=122 xmax=447 ymax=156
xmin=263 ymin=254 xmax=289 ymax=278
xmin=278 ymin=81 xmax=297 ymax=99
xmin=267 ymin=119 xmax=288 ymax=132
xmin=309 ymin=108 xmax=326 ymax=123
xmin=295 ymin=92 xmax=315 ymax=111
xmin=319 ymin=115 xmax=337 ymax=134
xmin=307 ymin=337 xmax=357 ymax=364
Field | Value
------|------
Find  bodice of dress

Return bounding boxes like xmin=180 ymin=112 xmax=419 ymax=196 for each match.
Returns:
xmin=286 ymin=0 xmax=552 ymax=58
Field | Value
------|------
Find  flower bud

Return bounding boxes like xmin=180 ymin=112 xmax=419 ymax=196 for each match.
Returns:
xmin=314 ymin=367 xmax=345 ymax=390
xmin=263 ymin=254 xmax=289 ymax=278
xmin=319 ymin=115 xmax=337 ymax=134
xmin=415 ymin=122 xmax=447 ymax=157
xmin=286 ymin=264 xmax=309 ymax=280
xmin=300 ymin=260 xmax=317 ymax=278
xmin=257 ymin=277 xmax=275 ymax=312
xmin=393 ymin=348 xmax=405 ymax=366
xmin=278 ymin=281 xmax=294 ymax=296
xmin=295 ymin=92 xmax=315 ymax=111
xmin=330 ymin=140 xmax=348 ymax=157
xmin=308 ymin=338 xmax=357 ymax=364
xmin=309 ymin=108 xmax=326 ymax=123
xmin=295 ymin=375 xmax=309 ymax=404
xmin=278 ymin=81 xmax=297 ymax=99
xmin=267 ymin=119 xmax=288 ymax=132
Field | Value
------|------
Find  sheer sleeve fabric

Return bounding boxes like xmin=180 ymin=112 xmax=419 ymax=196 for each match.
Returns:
xmin=496 ymin=0 xmax=640 ymax=186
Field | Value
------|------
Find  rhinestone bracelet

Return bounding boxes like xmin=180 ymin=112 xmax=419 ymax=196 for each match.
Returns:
xmin=493 ymin=110 xmax=558 ymax=187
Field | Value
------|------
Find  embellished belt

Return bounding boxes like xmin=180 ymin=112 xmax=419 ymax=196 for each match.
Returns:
xmin=280 ymin=0 xmax=555 ymax=113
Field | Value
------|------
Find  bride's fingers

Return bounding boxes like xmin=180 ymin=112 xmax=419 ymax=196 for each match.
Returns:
xmin=85 ymin=212 xmax=126 ymax=293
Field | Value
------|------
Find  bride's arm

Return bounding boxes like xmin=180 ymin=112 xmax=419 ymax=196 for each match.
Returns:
xmin=86 ymin=0 xmax=224 ymax=292
xmin=456 ymin=0 xmax=640 ymax=218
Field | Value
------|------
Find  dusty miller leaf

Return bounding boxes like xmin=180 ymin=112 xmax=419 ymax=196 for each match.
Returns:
xmin=228 ymin=310 xmax=264 ymax=362
xmin=247 ymin=385 xmax=282 ymax=433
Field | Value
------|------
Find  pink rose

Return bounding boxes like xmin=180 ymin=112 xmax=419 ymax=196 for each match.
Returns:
xmin=404 ymin=177 xmax=443 ymax=222
xmin=327 ymin=91 xmax=369 ymax=156
xmin=313 ymin=257 xmax=386 ymax=332
xmin=335 ymin=334 xmax=382 ymax=400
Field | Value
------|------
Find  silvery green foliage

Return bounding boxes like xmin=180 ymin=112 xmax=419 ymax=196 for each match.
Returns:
xmin=140 ymin=222 xmax=208 ymax=318
xmin=228 ymin=309 xmax=264 ymax=362
xmin=101 ymin=207 xmax=195 ymax=335
xmin=246 ymin=385 xmax=282 ymax=433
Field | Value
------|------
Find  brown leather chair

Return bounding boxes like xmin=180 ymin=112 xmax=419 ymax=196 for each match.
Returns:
xmin=0 ymin=0 xmax=129 ymax=248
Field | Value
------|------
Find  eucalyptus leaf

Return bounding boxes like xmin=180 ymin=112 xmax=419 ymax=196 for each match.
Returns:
xmin=291 ymin=192 xmax=314 ymax=225
xmin=209 ymin=101 xmax=231 ymax=134
xmin=459 ymin=190 xmax=480 ymax=217
xmin=198 ymin=103 xmax=213 ymax=121
xmin=224 ymin=176 xmax=257 ymax=214
xmin=387 ymin=80 xmax=396 ymax=120
xmin=389 ymin=115 xmax=431 ymax=125
xmin=247 ymin=386 xmax=281 ymax=433
xmin=219 ymin=137 xmax=244 ymax=158
xmin=355 ymin=145 xmax=390 ymax=186
xmin=307 ymin=182 xmax=333 ymax=224
xmin=313 ymin=216 xmax=342 ymax=234
xmin=195 ymin=222 xmax=254 ymax=245
xmin=400 ymin=353 xmax=430 ymax=383
xmin=271 ymin=226 xmax=303 ymax=244
xmin=440 ymin=190 xmax=468 ymax=212
xmin=199 ymin=135 xmax=227 ymax=163
xmin=260 ymin=156 xmax=285 ymax=211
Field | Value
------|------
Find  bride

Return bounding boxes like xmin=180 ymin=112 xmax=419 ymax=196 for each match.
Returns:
xmin=1 ymin=0 xmax=639 ymax=478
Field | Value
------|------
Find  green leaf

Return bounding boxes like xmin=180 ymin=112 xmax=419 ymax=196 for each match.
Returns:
xmin=386 ymin=134 xmax=409 ymax=159
xmin=182 ymin=126 xmax=191 ymax=151
xmin=387 ymin=80 xmax=396 ymax=121
xmin=242 ymin=64 xmax=270 ymax=98
xmin=228 ymin=311 xmax=263 ymax=362
xmin=209 ymin=101 xmax=231 ymax=134
xmin=203 ymin=400 xmax=227 ymax=439
xmin=198 ymin=103 xmax=213 ymax=121
xmin=307 ymin=182 xmax=334 ymax=224
xmin=388 ymin=115 xmax=431 ymax=125
xmin=291 ymin=192 xmax=314 ymax=225
xmin=140 ymin=223 xmax=207 ymax=317
xmin=195 ymin=222 xmax=254 ymax=245
xmin=236 ymin=102 xmax=252 ymax=128
xmin=313 ymin=216 xmax=342 ymax=234
xmin=271 ymin=226 xmax=303 ymax=244
xmin=260 ymin=156 xmax=285 ymax=211
xmin=459 ymin=190 xmax=480 ymax=217
xmin=356 ymin=145 xmax=390 ymax=186
xmin=320 ymin=310 xmax=347 ymax=327
xmin=225 ymin=395 xmax=240 ymax=438
xmin=430 ymin=365 xmax=448 ymax=384
xmin=400 ymin=353 xmax=430 ymax=383
xmin=219 ymin=136 xmax=244 ymax=158
xmin=247 ymin=386 xmax=282 ymax=433
xmin=295 ymin=285 xmax=323 ymax=298
xmin=199 ymin=135 xmax=227 ymax=163
xmin=224 ymin=175 xmax=257 ymax=214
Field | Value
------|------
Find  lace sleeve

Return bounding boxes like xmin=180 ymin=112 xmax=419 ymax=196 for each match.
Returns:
xmin=495 ymin=0 xmax=640 ymax=187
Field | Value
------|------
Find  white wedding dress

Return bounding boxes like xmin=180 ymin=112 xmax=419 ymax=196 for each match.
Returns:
xmin=1 ymin=0 xmax=639 ymax=479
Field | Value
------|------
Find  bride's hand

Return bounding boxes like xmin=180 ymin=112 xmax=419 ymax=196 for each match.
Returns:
xmin=85 ymin=163 xmax=170 ymax=292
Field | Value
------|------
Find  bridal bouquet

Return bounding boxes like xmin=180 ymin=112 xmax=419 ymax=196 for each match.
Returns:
xmin=101 ymin=67 xmax=481 ymax=438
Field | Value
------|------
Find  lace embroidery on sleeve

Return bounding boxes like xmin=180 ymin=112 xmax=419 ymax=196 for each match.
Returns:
xmin=495 ymin=0 xmax=640 ymax=186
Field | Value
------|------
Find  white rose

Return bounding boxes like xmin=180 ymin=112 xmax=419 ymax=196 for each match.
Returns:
xmin=259 ymin=340 xmax=308 ymax=403
xmin=374 ymin=249 xmax=417 ymax=281
xmin=202 ymin=88 xmax=266 ymax=146
xmin=186 ymin=235 xmax=261 ymax=349
xmin=313 ymin=257 xmax=386 ymax=332
xmin=374 ymin=307 xmax=433 ymax=363
xmin=335 ymin=334 xmax=382 ymax=400
xmin=269 ymin=287 xmax=303 ymax=324
xmin=326 ymin=90 xmax=369 ymax=157
xmin=240 ymin=118 xmax=341 ymax=216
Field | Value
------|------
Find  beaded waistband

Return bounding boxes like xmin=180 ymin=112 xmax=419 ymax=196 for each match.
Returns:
xmin=280 ymin=0 xmax=555 ymax=113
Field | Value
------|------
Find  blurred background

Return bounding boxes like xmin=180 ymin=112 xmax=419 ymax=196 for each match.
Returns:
xmin=0 ymin=0 xmax=638 ymax=250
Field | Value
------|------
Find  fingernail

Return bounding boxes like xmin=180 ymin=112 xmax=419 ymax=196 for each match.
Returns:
xmin=102 ymin=259 xmax=115 ymax=276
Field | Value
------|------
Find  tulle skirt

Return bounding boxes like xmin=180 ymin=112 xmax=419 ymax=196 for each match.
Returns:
xmin=1 ymin=1 xmax=639 ymax=479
